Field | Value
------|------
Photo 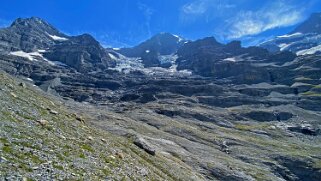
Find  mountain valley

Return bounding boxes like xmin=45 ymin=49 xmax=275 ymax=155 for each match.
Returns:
xmin=0 ymin=15 xmax=321 ymax=180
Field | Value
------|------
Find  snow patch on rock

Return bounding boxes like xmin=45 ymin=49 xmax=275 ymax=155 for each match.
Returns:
xmin=223 ymin=57 xmax=237 ymax=62
xmin=296 ymin=44 xmax=321 ymax=55
xmin=9 ymin=51 xmax=41 ymax=61
xmin=47 ymin=34 xmax=68 ymax=41
xmin=10 ymin=50 xmax=68 ymax=67
xmin=277 ymin=33 xmax=302 ymax=38
xmin=108 ymin=53 xmax=118 ymax=60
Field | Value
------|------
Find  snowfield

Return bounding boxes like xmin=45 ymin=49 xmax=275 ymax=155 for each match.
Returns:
xmin=108 ymin=52 xmax=192 ymax=76
xmin=9 ymin=50 xmax=68 ymax=67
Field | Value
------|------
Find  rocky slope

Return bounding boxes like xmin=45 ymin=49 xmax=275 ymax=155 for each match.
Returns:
xmin=0 ymin=71 xmax=202 ymax=180
xmin=0 ymin=16 xmax=321 ymax=180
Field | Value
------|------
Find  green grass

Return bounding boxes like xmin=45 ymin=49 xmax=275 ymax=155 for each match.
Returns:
xmin=295 ymin=77 xmax=312 ymax=81
xmin=235 ymin=124 xmax=255 ymax=131
xmin=53 ymin=164 xmax=64 ymax=170
xmin=19 ymin=163 xmax=33 ymax=172
xmin=301 ymin=91 xmax=321 ymax=97
xmin=0 ymin=137 xmax=9 ymax=144
xmin=79 ymin=152 xmax=86 ymax=159
xmin=313 ymin=160 xmax=321 ymax=169
xmin=81 ymin=144 xmax=94 ymax=153
xmin=2 ymin=146 xmax=12 ymax=153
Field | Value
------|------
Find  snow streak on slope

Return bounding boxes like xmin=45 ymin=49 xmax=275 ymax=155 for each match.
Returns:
xmin=297 ymin=44 xmax=321 ymax=55
xmin=9 ymin=51 xmax=40 ymax=61
xmin=47 ymin=33 xmax=68 ymax=41
xmin=276 ymin=33 xmax=302 ymax=38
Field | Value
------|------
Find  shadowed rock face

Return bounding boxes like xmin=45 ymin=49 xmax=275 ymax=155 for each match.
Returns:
xmin=243 ymin=111 xmax=293 ymax=122
xmin=43 ymin=34 xmax=115 ymax=72
xmin=175 ymin=37 xmax=296 ymax=81
xmin=275 ymin=156 xmax=321 ymax=181
xmin=118 ymin=33 xmax=186 ymax=67
xmin=0 ymin=17 xmax=115 ymax=72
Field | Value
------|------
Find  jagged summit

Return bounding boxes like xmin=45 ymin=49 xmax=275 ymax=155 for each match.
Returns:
xmin=150 ymin=32 xmax=185 ymax=43
xmin=0 ymin=17 xmax=67 ymax=53
xmin=70 ymin=33 xmax=101 ymax=45
xmin=116 ymin=32 xmax=187 ymax=67
xmin=118 ymin=32 xmax=186 ymax=57
xmin=10 ymin=17 xmax=64 ymax=37
xmin=11 ymin=17 xmax=50 ymax=27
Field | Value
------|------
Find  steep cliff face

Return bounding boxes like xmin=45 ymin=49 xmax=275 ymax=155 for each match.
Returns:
xmin=43 ymin=34 xmax=115 ymax=72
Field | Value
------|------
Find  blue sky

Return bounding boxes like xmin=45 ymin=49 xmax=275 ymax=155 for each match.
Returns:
xmin=0 ymin=0 xmax=321 ymax=47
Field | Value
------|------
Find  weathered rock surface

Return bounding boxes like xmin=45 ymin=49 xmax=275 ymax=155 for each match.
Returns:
xmin=133 ymin=137 xmax=156 ymax=156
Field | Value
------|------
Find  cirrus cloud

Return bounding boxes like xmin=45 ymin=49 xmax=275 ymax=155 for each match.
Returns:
xmin=182 ymin=0 xmax=235 ymax=15
xmin=225 ymin=1 xmax=305 ymax=39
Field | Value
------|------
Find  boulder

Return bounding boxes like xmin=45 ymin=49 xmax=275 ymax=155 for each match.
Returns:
xmin=37 ymin=119 xmax=49 ymax=126
xmin=134 ymin=137 xmax=156 ymax=156
xmin=288 ymin=124 xmax=320 ymax=136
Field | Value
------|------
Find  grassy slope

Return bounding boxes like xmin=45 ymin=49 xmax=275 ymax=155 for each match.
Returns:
xmin=0 ymin=72 xmax=203 ymax=180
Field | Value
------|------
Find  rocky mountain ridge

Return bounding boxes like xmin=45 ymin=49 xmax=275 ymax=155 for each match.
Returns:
xmin=0 ymin=16 xmax=321 ymax=180
xmin=260 ymin=13 xmax=321 ymax=55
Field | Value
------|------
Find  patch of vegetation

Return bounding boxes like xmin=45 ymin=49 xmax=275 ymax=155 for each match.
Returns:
xmin=12 ymin=150 xmax=43 ymax=164
xmin=102 ymin=168 xmax=111 ymax=176
xmin=63 ymin=150 xmax=71 ymax=157
xmin=295 ymin=77 xmax=312 ymax=81
xmin=235 ymin=124 xmax=255 ymax=131
xmin=313 ymin=160 xmax=321 ymax=169
xmin=301 ymin=91 xmax=321 ymax=97
xmin=14 ymin=141 xmax=41 ymax=150
xmin=53 ymin=164 xmax=64 ymax=170
xmin=2 ymin=145 xmax=12 ymax=153
xmin=19 ymin=163 xmax=33 ymax=172
xmin=81 ymin=144 xmax=94 ymax=153
xmin=1 ymin=111 xmax=18 ymax=122
xmin=79 ymin=152 xmax=86 ymax=159
xmin=0 ymin=137 xmax=9 ymax=144
xmin=56 ymin=153 xmax=65 ymax=161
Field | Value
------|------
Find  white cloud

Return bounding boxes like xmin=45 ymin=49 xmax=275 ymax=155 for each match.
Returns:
xmin=182 ymin=0 xmax=235 ymax=15
xmin=226 ymin=1 xmax=305 ymax=39
xmin=182 ymin=0 xmax=207 ymax=14
xmin=181 ymin=0 xmax=236 ymax=24
xmin=138 ymin=2 xmax=154 ymax=37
